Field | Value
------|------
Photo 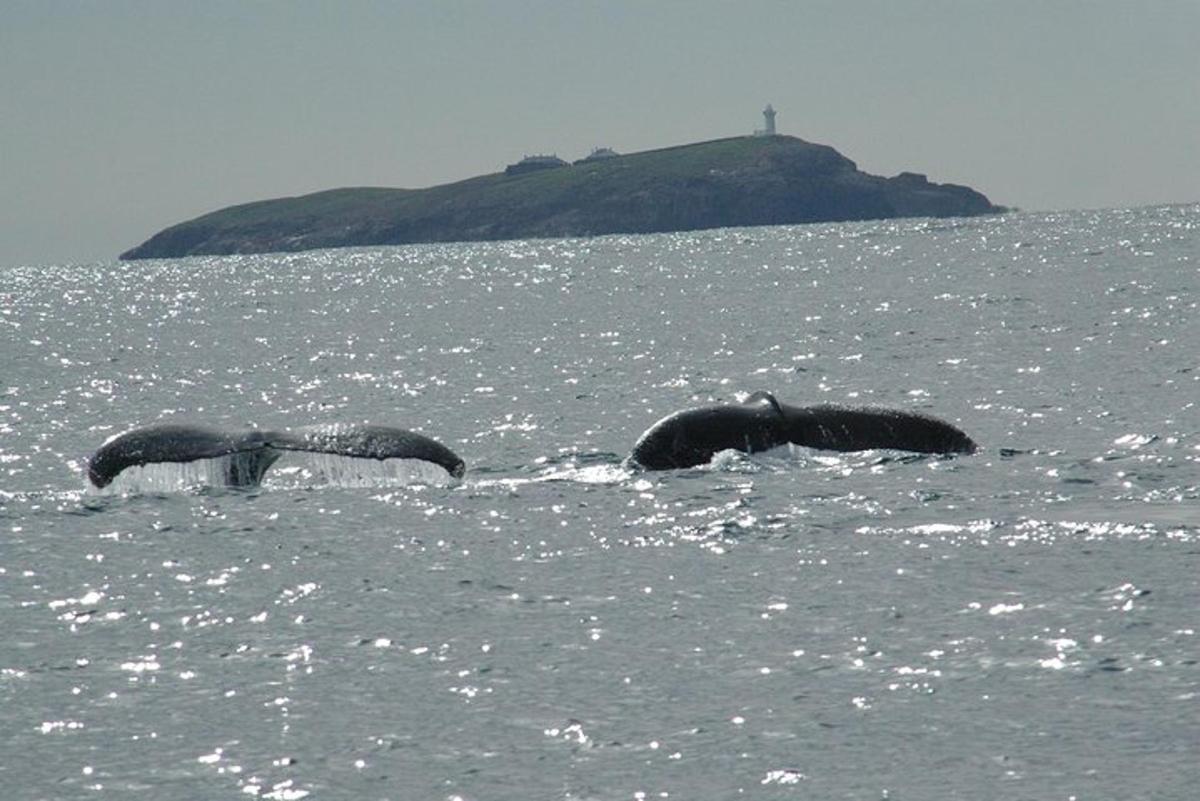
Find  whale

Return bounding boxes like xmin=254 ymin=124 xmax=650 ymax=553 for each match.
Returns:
xmin=86 ymin=422 xmax=465 ymax=488
xmin=629 ymin=391 xmax=977 ymax=470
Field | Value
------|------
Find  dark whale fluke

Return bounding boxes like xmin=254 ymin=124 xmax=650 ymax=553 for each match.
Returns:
xmin=87 ymin=422 xmax=465 ymax=488
xmin=630 ymin=391 xmax=976 ymax=470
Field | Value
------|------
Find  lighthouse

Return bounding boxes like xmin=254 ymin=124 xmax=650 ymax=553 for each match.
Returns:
xmin=754 ymin=104 xmax=777 ymax=137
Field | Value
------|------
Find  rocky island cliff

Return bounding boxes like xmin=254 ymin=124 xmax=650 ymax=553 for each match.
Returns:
xmin=120 ymin=135 xmax=1003 ymax=260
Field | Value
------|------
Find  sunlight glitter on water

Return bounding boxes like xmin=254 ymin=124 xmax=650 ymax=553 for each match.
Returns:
xmin=3 ymin=206 xmax=1199 ymax=799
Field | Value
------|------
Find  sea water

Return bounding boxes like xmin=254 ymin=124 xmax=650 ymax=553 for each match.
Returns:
xmin=2 ymin=206 xmax=1197 ymax=799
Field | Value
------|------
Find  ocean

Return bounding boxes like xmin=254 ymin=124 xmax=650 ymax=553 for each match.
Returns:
xmin=2 ymin=205 xmax=1197 ymax=799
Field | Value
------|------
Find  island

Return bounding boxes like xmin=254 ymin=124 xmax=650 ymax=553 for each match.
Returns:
xmin=120 ymin=135 xmax=1003 ymax=260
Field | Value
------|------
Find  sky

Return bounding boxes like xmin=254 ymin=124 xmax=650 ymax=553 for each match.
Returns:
xmin=2 ymin=0 xmax=1197 ymax=267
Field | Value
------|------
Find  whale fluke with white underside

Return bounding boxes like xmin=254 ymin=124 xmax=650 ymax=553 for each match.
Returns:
xmin=86 ymin=422 xmax=465 ymax=488
xmin=629 ymin=391 xmax=977 ymax=470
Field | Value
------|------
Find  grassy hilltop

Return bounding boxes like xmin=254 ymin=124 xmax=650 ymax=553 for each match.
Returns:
xmin=120 ymin=135 xmax=1002 ymax=260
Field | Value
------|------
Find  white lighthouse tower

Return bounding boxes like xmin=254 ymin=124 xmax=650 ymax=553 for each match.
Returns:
xmin=755 ymin=104 xmax=777 ymax=137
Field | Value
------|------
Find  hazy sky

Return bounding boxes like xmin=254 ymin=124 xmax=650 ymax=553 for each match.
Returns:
xmin=3 ymin=1 xmax=1197 ymax=266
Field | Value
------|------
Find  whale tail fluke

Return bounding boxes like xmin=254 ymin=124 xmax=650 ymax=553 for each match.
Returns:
xmin=785 ymin=405 xmax=977 ymax=455
xmin=87 ymin=422 xmax=465 ymax=489
xmin=630 ymin=393 xmax=978 ymax=470
xmin=271 ymin=424 xmax=466 ymax=479
xmin=86 ymin=423 xmax=277 ymax=488
xmin=743 ymin=390 xmax=784 ymax=415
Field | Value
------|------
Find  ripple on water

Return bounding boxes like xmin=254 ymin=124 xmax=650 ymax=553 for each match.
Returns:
xmin=3 ymin=207 xmax=1199 ymax=798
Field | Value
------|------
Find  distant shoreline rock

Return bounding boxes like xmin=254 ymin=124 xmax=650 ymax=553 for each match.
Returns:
xmin=120 ymin=135 xmax=1005 ymax=260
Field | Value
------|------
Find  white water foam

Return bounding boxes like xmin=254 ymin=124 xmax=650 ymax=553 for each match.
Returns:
xmin=470 ymin=461 xmax=633 ymax=491
xmin=97 ymin=452 xmax=267 ymax=494
xmin=266 ymin=453 xmax=456 ymax=489
xmin=95 ymin=452 xmax=455 ymax=493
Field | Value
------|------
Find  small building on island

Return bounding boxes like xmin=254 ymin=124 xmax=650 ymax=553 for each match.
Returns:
xmin=505 ymin=154 xmax=569 ymax=176
xmin=753 ymin=104 xmax=777 ymax=137
xmin=574 ymin=147 xmax=620 ymax=164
